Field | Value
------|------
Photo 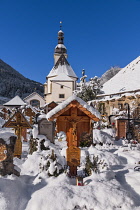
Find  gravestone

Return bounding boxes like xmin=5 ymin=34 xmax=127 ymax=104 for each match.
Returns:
xmin=0 ymin=136 xmax=20 ymax=176
xmin=38 ymin=118 xmax=55 ymax=143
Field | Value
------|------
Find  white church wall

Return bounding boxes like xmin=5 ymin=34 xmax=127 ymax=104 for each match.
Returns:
xmin=50 ymin=81 xmax=73 ymax=103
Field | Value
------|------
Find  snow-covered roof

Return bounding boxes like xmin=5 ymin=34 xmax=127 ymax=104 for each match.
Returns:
xmin=3 ymin=96 xmax=26 ymax=106
xmin=58 ymin=30 xmax=63 ymax=33
xmin=23 ymin=92 xmax=45 ymax=101
xmin=44 ymin=95 xmax=101 ymax=121
xmin=97 ymin=90 xmax=140 ymax=101
xmin=55 ymin=44 xmax=66 ymax=49
xmin=51 ymin=73 xmax=74 ymax=81
xmin=47 ymin=54 xmax=78 ymax=79
xmin=48 ymin=63 xmax=77 ymax=78
xmin=102 ymin=56 xmax=140 ymax=95
xmin=23 ymin=104 xmax=38 ymax=114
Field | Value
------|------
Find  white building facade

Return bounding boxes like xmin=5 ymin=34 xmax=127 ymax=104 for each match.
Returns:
xmin=44 ymin=29 xmax=78 ymax=103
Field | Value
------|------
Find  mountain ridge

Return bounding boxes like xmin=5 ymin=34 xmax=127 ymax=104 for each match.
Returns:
xmin=0 ymin=59 xmax=44 ymax=104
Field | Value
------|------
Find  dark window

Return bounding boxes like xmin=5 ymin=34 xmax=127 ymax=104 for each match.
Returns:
xmin=59 ymin=94 xmax=65 ymax=98
xmin=30 ymin=100 xmax=40 ymax=107
xmin=60 ymin=85 xmax=64 ymax=89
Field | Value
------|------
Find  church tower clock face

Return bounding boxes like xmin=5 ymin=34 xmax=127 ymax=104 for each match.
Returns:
xmin=0 ymin=143 xmax=7 ymax=162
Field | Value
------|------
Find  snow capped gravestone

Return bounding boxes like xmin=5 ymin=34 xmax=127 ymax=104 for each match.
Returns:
xmin=0 ymin=136 xmax=20 ymax=176
xmin=38 ymin=118 xmax=55 ymax=143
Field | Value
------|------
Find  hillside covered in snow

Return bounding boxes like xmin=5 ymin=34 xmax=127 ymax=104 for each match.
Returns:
xmin=101 ymin=56 xmax=140 ymax=95
xmin=0 ymin=59 xmax=44 ymax=104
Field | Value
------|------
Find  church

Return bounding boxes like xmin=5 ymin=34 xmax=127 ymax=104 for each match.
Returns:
xmin=44 ymin=28 xmax=78 ymax=104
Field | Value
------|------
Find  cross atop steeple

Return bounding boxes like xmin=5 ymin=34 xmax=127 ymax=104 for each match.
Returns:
xmin=60 ymin=21 xmax=62 ymax=30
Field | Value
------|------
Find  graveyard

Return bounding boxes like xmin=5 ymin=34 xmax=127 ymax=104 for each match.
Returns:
xmin=0 ymin=96 xmax=140 ymax=210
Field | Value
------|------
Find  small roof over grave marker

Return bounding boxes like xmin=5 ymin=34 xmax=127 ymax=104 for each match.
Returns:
xmin=44 ymin=95 xmax=100 ymax=177
xmin=46 ymin=95 xmax=101 ymax=121
xmin=3 ymin=111 xmax=32 ymax=128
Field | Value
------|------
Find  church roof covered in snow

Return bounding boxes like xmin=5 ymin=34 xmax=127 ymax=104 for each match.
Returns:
xmin=50 ymin=73 xmax=74 ymax=81
xmin=44 ymin=95 xmax=101 ymax=121
xmin=101 ymin=56 xmax=140 ymax=95
xmin=47 ymin=54 xmax=78 ymax=78
xmin=3 ymin=95 xmax=26 ymax=106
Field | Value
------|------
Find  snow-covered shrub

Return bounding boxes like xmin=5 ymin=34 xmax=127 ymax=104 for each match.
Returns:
xmin=55 ymin=131 xmax=67 ymax=149
xmin=39 ymin=149 xmax=65 ymax=177
xmin=84 ymin=154 xmax=108 ymax=177
xmin=80 ymin=132 xmax=93 ymax=147
xmin=29 ymin=135 xmax=50 ymax=154
xmin=93 ymin=129 xmax=114 ymax=145
xmin=56 ymin=131 xmax=66 ymax=141
xmin=100 ymin=116 xmax=109 ymax=129
xmin=29 ymin=137 xmax=38 ymax=154
xmin=32 ymin=124 xmax=38 ymax=138
xmin=88 ymin=145 xmax=122 ymax=167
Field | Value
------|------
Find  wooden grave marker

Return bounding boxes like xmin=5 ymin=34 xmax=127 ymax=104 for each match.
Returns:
xmin=48 ymin=97 xmax=100 ymax=176
xmin=25 ymin=107 xmax=36 ymax=124
xmin=2 ymin=111 xmax=32 ymax=158
xmin=0 ymin=143 xmax=7 ymax=162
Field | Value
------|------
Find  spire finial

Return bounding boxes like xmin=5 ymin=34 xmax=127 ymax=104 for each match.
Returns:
xmin=60 ymin=21 xmax=62 ymax=30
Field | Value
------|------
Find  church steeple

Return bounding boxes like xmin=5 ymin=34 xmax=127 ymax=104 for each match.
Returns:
xmin=54 ymin=22 xmax=67 ymax=64
xmin=58 ymin=21 xmax=64 ymax=44
xmin=44 ymin=24 xmax=78 ymax=104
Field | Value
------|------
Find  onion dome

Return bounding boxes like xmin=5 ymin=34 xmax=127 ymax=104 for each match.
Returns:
xmin=55 ymin=30 xmax=67 ymax=54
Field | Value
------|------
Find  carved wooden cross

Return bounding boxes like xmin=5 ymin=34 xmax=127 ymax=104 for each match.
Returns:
xmin=57 ymin=107 xmax=89 ymax=147
xmin=57 ymin=107 xmax=89 ymax=176
xmin=47 ymin=99 xmax=100 ymax=177
xmin=25 ymin=107 xmax=35 ymax=125
xmin=2 ymin=111 xmax=32 ymax=158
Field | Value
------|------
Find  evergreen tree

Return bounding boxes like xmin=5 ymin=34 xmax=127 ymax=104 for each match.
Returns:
xmin=76 ymin=71 xmax=102 ymax=102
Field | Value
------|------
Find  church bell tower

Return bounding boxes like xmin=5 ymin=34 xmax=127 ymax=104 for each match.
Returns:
xmin=44 ymin=23 xmax=78 ymax=104
xmin=54 ymin=23 xmax=68 ymax=64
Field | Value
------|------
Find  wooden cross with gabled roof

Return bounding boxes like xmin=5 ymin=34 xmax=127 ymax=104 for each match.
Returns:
xmin=47 ymin=95 xmax=100 ymax=176
xmin=2 ymin=111 xmax=32 ymax=158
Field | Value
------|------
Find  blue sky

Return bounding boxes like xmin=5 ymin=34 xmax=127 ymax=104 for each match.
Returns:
xmin=0 ymin=0 xmax=140 ymax=83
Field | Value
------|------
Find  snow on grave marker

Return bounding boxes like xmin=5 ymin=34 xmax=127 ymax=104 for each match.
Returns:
xmin=2 ymin=110 xmax=32 ymax=158
xmin=47 ymin=95 xmax=100 ymax=177
xmin=38 ymin=118 xmax=55 ymax=143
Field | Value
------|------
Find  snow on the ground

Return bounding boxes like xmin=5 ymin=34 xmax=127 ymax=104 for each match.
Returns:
xmin=0 ymin=128 xmax=140 ymax=210
xmin=93 ymin=129 xmax=114 ymax=144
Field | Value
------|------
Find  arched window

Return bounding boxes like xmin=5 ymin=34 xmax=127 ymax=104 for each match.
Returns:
xmin=30 ymin=99 xmax=40 ymax=107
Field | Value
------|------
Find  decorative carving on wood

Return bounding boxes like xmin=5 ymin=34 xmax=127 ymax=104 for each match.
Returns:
xmin=2 ymin=111 xmax=32 ymax=158
xmin=66 ymin=146 xmax=80 ymax=167
xmin=0 ymin=143 xmax=7 ymax=162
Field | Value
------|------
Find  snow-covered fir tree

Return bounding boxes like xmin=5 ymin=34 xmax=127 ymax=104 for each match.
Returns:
xmin=75 ymin=70 xmax=103 ymax=102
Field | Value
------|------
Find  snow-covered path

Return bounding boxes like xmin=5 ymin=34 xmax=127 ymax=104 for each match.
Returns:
xmin=113 ymin=147 xmax=140 ymax=207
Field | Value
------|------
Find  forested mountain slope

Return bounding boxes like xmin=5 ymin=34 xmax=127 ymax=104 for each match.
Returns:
xmin=0 ymin=59 xmax=44 ymax=104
